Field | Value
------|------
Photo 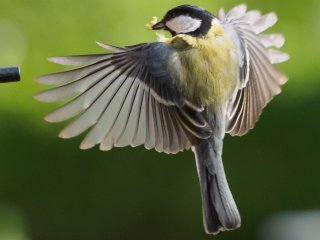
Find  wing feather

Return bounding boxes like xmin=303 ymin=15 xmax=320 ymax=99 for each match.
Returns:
xmin=114 ymin=80 xmax=141 ymax=147
xmin=36 ymin=57 xmax=127 ymax=87
xmin=35 ymin=42 xmax=211 ymax=153
xmin=220 ymin=4 xmax=289 ymax=136
xmin=48 ymin=54 xmax=112 ymax=66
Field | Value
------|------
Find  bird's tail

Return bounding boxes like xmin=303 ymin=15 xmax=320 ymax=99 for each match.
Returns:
xmin=193 ymin=137 xmax=241 ymax=234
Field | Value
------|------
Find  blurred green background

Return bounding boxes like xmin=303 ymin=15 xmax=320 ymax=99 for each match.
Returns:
xmin=0 ymin=0 xmax=319 ymax=239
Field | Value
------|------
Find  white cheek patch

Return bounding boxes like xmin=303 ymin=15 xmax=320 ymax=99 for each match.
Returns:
xmin=166 ymin=15 xmax=202 ymax=34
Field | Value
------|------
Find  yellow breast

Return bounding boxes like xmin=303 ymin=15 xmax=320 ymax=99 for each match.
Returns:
xmin=165 ymin=20 xmax=238 ymax=111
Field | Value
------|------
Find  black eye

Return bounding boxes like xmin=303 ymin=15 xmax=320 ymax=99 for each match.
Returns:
xmin=167 ymin=12 xmax=176 ymax=19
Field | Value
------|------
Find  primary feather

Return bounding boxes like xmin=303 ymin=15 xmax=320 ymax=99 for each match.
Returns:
xmin=219 ymin=4 xmax=289 ymax=136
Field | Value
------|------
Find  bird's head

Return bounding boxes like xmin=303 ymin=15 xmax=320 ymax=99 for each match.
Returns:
xmin=152 ymin=5 xmax=214 ymax=37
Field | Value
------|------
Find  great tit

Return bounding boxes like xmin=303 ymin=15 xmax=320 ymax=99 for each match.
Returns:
xmin=35 ymin=4 xmax=289 ymax=235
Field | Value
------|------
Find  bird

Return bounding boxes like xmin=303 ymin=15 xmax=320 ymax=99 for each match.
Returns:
xmin=34 ymin=4 xmax=289 ymax=235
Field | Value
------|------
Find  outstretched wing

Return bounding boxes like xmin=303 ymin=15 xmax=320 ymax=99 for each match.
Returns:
xmin=219 ymin=4 xmax=289 ymax=136
xmin=35 ymin=42 xmax=211 ymax=153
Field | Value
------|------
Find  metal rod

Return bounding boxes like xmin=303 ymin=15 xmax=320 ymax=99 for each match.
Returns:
xmin=0 ymin=66 xmax=20 ymax=83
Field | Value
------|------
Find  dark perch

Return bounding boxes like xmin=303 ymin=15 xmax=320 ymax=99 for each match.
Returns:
xmin=0 ymin=66 xmax=20 ymax=83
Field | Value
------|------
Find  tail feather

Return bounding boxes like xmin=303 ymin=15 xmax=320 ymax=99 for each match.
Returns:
xmin=193 ymin=138 xmax=241 ymax=234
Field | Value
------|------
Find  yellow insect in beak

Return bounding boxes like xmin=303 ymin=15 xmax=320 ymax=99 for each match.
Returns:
xmin=145 ymin=16 xmax=165 ymax=30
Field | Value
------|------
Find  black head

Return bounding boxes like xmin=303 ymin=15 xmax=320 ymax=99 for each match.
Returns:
xmin=152 ymin=5 xmax=214 ymax=37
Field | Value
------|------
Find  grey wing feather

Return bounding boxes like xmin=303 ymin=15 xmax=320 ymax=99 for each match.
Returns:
xmin=34 ymin=42 xmax=211 ymax=153
xmin=118 ymin=42 xmax=187 ymax=107
xmin=219 ymin=4 xmax=289 ymax=136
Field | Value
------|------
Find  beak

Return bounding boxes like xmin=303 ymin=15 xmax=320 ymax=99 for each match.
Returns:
xmin=152 ymin=21 xmax=166 ymax=30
